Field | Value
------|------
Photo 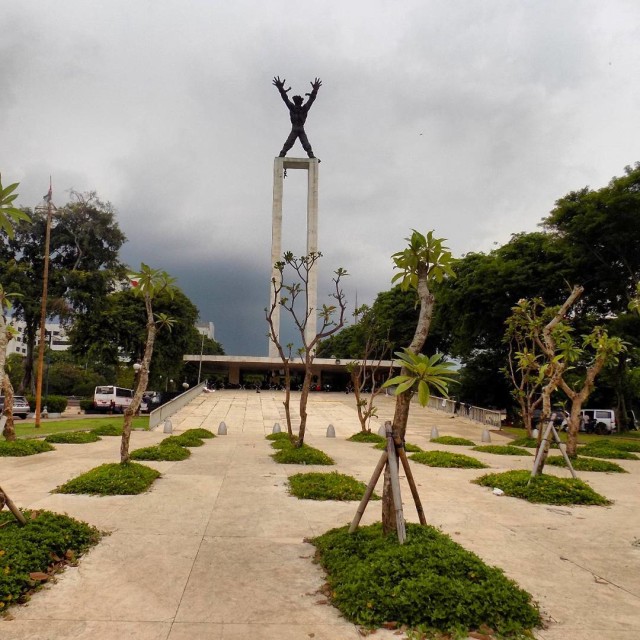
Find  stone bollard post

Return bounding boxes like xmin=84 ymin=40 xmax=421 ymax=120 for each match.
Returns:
xmin=218 ymin=421 xmax=228 ymax=435
xmin=272 ymin=423 xmax=281 ymax=434
xmin=430 ymin=426 xmax=440 ymax=439
xmin=163 ymin=419 xmax=173 ymax=434
xmin=481 ymin=428 xmax=491 ymax=443
xmin=326 ymin=424 xmax=335 ymax=438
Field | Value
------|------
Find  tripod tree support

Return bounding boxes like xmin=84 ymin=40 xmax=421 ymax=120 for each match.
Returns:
xmin=530 ymin=414 xmax=577 ymax=483
xmin=0 ymin=484 xmax=27 ymax=526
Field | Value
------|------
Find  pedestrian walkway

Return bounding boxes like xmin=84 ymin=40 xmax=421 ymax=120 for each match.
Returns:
xmin=1 ymin=391 xmax=639 ymax=639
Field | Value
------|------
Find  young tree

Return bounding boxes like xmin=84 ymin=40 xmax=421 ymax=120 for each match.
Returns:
xmin=266 ymin=251 xmax=347 ymax=446
xmin=381 ymin=230 xmax=456 ymax=534
xmin=120 ymin=265 xmax=176 ymax=464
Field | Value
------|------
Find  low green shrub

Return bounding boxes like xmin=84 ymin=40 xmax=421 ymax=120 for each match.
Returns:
xmin=161 ymin=433 xmax=205 ymax=447
xmin=26 ymin=395 xmax=68 ymax=413
xmin=0 ymin=440 xmax=55 ymax=457
xmin=473 ymin=469 xmax=610 ymax=505
xmin=545 ymin=456 xmax=626 ymax=473
xmin=272 ymin=443 xmax=335 ymax=465
xmin=79 ymin=399 xmax=94 ymax=412
xmin=130 ymin=444 xmax=191 ymax=461
xmin=91 ymin=423 xmax=123 ymax=436
xmin=347 ymin=431 xmax=385 ymax=444
xmin=55 ymin=462 xmax=161 ymax=495
xmin=579 ymin=444 xmax=639 ymax=460
xmin=0 ymin=510 xmax=100 ymax=611
xmin=311 ymin=523 xmax=541 ymax=635
xmin=410 ymin=450 xmax=488 ymax=469
xmin=44 ymin=431 xmax=101 ymax=444
xmin=431 ymin=436 xmax=475 ymax=446
xmin=587 ymin=438 xmax=640 ymax=453
xmin=288 ymin=472 xmax=379 ymax=501
xmin=181 ymin=428 xmax=215 ymax=439
xmin=472 ymin=445 xmax=532 ymax=456
xmin=265 ymin=431 xmax=291 ymax=441
xmin=374 ymin=441 xmax=422 ymax=453
xmin=510 ymin=436 xmax=559 ymax=449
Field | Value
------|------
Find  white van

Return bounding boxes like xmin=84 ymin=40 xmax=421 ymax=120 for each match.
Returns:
xmin=580 ymin=409 xmax=616 ymax=434
xmin=93 ymin=385 xmax=133 ymax=413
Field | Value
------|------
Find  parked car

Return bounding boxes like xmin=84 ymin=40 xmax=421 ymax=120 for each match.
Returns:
xmin=0 ymin=395 xmax=30 ymax=420
xmin=580 ymin=409 xmax=617 ymax=434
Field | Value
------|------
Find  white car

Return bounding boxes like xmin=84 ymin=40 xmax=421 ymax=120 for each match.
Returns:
xmin=0 ymin=395 xmax=31 ymax=420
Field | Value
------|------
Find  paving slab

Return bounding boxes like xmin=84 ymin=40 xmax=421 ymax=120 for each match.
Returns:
xmin=1 ymin=390 xmax=639 ymax=640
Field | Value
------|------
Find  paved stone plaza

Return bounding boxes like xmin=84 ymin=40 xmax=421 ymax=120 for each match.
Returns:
xmin=1 ymin=391 xmax=639 ymax=639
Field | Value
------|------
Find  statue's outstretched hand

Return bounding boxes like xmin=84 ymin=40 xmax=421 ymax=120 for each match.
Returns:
xmin=273 ymin=76 xmax=290 ymax=92
xmin=311 ymin=77 xmax=322 ymax=91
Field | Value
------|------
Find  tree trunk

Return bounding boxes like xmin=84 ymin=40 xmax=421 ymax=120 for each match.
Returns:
xmin=381 ymin=464 xmax=396 ymax=534
xmin=20 ymin=320 xmax=37 ymax=395
xmin=297 ymin=366 xmax=313 ymax=446
xmin=0 ymin=315 xmax=8 ymax=397
xmin=2 ymin=376 xmax=16 ymax=441
xmin=120 ymin=297 xmax=155 ymax=464
xmin=382 ymin=263 xmax=433 ymax=534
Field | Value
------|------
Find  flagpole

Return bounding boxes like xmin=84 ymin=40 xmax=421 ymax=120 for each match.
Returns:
xmin=34 ymin=178 xmax=54 ymax=428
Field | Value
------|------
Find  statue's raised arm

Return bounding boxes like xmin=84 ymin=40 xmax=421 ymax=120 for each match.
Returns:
xmin=273 ymin=76 xmax=292 ymax=107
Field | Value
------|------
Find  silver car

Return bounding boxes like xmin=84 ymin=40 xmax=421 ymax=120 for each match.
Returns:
xmin=0 ymin=395 xmax=31 ymax=420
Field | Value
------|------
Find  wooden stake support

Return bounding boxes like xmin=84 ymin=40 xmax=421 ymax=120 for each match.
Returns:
xmin=349 ymin=421 xmax=427 ymax=542
xmin=530 ymin=413 xmax=577 ymax=483
xmin=0 ymin=485 xmax=27 ymax=526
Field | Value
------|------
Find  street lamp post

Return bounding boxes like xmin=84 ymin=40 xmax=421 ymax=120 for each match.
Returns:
xmin=197 ymin=332 xmax=205 ymax=385
xmin=34 ymin=182 xmax=55 ymax=428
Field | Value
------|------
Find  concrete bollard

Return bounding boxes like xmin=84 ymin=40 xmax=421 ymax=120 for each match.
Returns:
xmin=481 ymin=428 xmax=491 ymax=443
xmin=218 ymin=421 xmax=228 ymax=435
xmin=272 ymin=423 xmax=281 ymax=434
xmin=430 ymin=426 xmax=440 ymax=439
xmin=532 ymin=428 xmax=539 ymax=439
xmin=377 ymin=423 xmax=387 ymax=436
xmin=326 ymin=424 xmax=335 ymax=438
xmin=163 ymin=419 xmax=173 ymax=434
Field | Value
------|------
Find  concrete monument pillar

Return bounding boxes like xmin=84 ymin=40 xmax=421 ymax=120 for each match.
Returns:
xmin=269 ymin=157 xmax=319 ymax=357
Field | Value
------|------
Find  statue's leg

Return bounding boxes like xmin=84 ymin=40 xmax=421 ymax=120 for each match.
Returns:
xmin=279 ymin=130 xmax=298 ymax=157
xmin=299 ymin=131 xmax=315 ymax=158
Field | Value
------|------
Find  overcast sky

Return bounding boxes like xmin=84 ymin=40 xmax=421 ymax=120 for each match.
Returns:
xmin=2 ymin=1 xmax=639 ymax=355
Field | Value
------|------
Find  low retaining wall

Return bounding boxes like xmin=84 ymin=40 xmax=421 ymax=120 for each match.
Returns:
xmin=149 ymin=382 xmax=207 ymax=429
xmin=427 ymin=395 xmax=503 ymax=428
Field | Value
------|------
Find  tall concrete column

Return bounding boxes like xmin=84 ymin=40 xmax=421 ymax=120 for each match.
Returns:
xmin=268 ymin=157 xmax=319 ymax=358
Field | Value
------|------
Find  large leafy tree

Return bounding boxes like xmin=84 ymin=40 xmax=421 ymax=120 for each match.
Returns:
xmin=0 ymin=191 xmax=125 ymax=392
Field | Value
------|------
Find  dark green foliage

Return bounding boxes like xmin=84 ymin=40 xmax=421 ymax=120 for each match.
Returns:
xmin=545 ymin=456 xmax=627 ymax=473
xmin=347 ymin=431 xmax=385 ymax=444
xmin=0 ymin=440 xmax=55 ymax=456
xmin=288 ymin=472 xmax=379 ymax=501
xmin=473 ymin=470 xmax=610 ymax=505
xmin=130 ymin=444 xmax=191 ymax=461
xmin=509 ymin=436 xmax=538 ymax=448
xmin=0 ymin=510 xmax=100 ymax=611
xmin=431 ymin=436 xmax=475 ymax=446
xmin=91 ymin=423 xmax=122 ymax=436
xmin=374 ymin=441 xmax=423 ymax=453
xmin=79 ymin=399 xmax=94 ymax=412
xmin=472 ymin=445 xmax=533 ymax=456
xmin=26 ymin=395 xmax=68 ymax=413
xmin=44 ymin=431 xmax=101 ymax=444
xmin=410 ymin=450 xmax=488 ymax=469
xmin=311 ymin=523 xmax=541 ymax=635
xmin=161 ymin=433 xmax=205 ymax=447
xmin=270 ymin=439 xmax=335 ymax=465
xmin=55 ymin=462 xmax=160 ymax=495
xmin=181 ymin=428 xmax=215 ymax=439
xmin=578 ymin=444 xmax=639 ymax=460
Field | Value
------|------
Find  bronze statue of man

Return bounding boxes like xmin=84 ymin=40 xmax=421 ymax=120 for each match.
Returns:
xmin=273 ymin=76 xmax=322 ymax=159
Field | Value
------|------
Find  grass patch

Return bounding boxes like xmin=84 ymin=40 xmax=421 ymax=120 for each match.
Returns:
xmin=161 ymin=433 xmax=205 ymax=447
xmin=265 ymin=431 xmax=291 ymax=441
xmin=578 ymin=443 xmax=639 ymax=460
xmin=472 ymin=445 xmax=533 ymax=456
xmin=347 ymin=431 xmax=385 ymax=444
xmin=509 ymin=436 xmax=538 ymax=448
xmin=54 ymin=462 xmax=161 ymax=495
xmin=130 ymin=443 xmax=191 ymax=461
xmin=473 ymin=469 xmax=610 ymax=505
xmin=431 ymin=436 xmax=475 ymax=446
xmin=585 ymin=439 xmax=640 ymax=453
xmin=374 ymin=441 xmax=423 ymax=453
xmin=0 ymin=510 xmax=100 ymax=611
xmin=545 ymin=456 xmax=627 ymax=473
xmin=271 ymin=441 xmax=335 ymax=465
xmin=410 ymin=450 xmax=488 ymax=469
xmin=0 ymin=440 xmax=55 ymax=457
xmin=288 ymin=472 xmax=379 ymax=501
xmin=181 ymin=428 xmax=215 ymax=439
xmin=311 ymin=522 xmax=541 ymax=636
xmin=44 ymin=431 xmax=101 ymax=444
xmin=91 ymin=423 xmax=123 ymax=436
xmin=15 ymin=416 xmax=149 ymax=439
